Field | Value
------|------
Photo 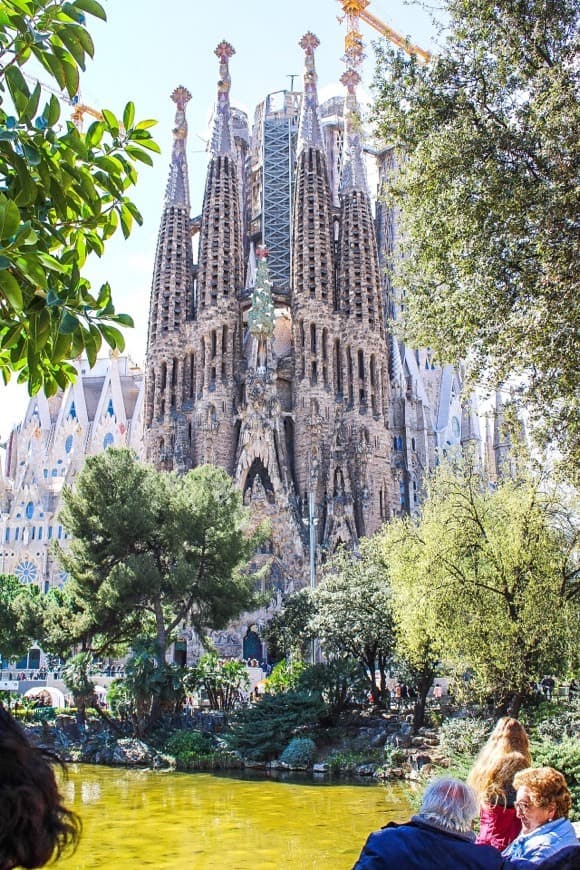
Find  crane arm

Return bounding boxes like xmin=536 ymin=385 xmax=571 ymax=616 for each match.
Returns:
xmin=359 ymin=7 xmax=431 ymax=64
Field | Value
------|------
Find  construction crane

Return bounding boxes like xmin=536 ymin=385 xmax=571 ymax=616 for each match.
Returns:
xmin=22 ymin=73 xmax=103 ymax=129
xmin=337 ymin=0 xmax=431 ymax=68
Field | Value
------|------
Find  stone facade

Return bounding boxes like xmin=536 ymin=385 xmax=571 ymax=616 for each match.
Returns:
xmin=0 ymin=355 xmax=144 ymax=602
xmin=142 ymin=36 xmax=489 ymax=660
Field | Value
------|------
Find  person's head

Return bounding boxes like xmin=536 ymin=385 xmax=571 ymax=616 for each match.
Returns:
xmin=488 ymin=717 xmax=530 ymax=758
xmin=468 ymin=717 xmax=531 ymax=802
xmin=418 ymin=778 xmax=479 ymax=834
xmin=513 ymin=767 xmax=572 ymax=835
xmin=0 ymin=706 xmax=80 ymax=869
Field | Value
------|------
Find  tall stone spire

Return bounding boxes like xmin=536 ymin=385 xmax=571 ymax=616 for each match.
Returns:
xmin=144 ymin=87 xmax=195 ymax=461
xmin=146 ymin=87 xmax=194 ymax=351
xmin=339 ymin=69 xmax=368 ymax=195
xmin=296 ymin=32 xmax=324 ymax=154
xmin=165 ymin=86 xmax=192 ymax=208
xmin=291 ymin=33 xmax=335 ymax=308
xmin=210 ymin=40 xmax=235 ymax=157
xmin=336 ymin=67 xmax=383 ymax=335
xmin=197 ymin=40 xmax=244 ymax=310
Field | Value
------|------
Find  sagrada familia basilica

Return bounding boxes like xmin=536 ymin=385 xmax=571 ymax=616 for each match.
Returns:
xmin=0 ymin=32 xmax=508 ymax=663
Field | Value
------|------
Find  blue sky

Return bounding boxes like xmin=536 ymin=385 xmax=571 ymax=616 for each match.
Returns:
xmin=0 ymin=0 xmax=440 ymax=440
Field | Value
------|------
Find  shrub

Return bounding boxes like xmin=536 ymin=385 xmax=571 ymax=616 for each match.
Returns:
xmin=532 ymin=738 xmax=580 ymax=821
xmin=30 ymin=706 xmax=56 ymax=723
xmin=325 ymin=749 xmax=383 ymax=773
xmin=163 ymin=729 xmax=236 ymax=771
xmin=439 ymin=717 xmax=490 ymax=758
xmin=383 ymin=743 xmax=407 ymax=768
xmin=265 ymin=659 xmax=306 ymax=694
xmin=279 ymin=736 xmax=317 ymax=768
xmin=532 ymin=699 xmax=580 ymax=743
xmin=297 ymin=658 xmax=367 ymax=719
xmin=226 ymin=690 xmax=328 ymax=761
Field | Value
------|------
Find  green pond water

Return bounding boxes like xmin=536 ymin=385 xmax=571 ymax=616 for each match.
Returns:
xmin=57 ymin=765 xmax=414 ymax=870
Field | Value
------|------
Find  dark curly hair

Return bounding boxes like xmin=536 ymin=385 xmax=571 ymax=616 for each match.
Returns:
xmin=0 ymin=705 xmax=81 ymax=869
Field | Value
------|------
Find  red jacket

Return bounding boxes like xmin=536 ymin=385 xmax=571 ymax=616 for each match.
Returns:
xmin=477 ymin=804 xmax=521 ymax=851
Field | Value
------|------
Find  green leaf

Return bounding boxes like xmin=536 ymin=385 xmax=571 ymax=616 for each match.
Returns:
xmin=113 ymin=313 xmax=134 ymax=327
xmin=36 ymin=51 xmax=66 ymax=91
xmin=100 ymin=323 xmax=125 ymax=351
xmin=5 ymin=66 xmax=30 ymax=115
xmin=74 ymin=0 xmax=107 ymax=21
xmin=22 ymin=142 xmax=41 ymax=165
xmin=46 ymin=94 xmax=62 ymax=127
xmin=58 ymin=24 xmax=87 ymax=69
xmin=0 ymin=270 xmax=23 ymax=309
xmin=85 ymin=119 xmax=104 ymax=147
xmin=62 ymin=57 xmax=80 ymax=99
xmin=102 ymin=108 xmax=120 ymax=135
xmin=59 ymin=312 xmax=80 ymax=334
xmin=135 ymin=119 xmax=157 ymax=130
xmin=21 ymin=82 xmax=41 ymax=125
xmin=0 ymin=195 xmax=22 ymax=240
xmin=125 ymin=144 xmax=153 ymax=166
xmin=122 ymin=101 xmax=135 ymax=131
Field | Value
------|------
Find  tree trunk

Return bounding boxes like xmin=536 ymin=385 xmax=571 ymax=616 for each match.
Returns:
xmin=412 ymin=675 xmax=432 ymax=732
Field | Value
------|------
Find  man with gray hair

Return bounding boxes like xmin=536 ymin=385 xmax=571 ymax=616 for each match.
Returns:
xmin=352 ymin=777 xmax=533 ymax=869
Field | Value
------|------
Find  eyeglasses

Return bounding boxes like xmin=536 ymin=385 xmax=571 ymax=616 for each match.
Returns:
xmin=514 ymin=801 xmax=534 ymax=812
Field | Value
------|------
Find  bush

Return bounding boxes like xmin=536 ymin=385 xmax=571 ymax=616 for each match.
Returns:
xmin=163 ymin=729 xmax=235 ymax=771
xmin=297 ymin=658 xmax=367 ymax=719
xmin=532 ymin=699 xmax=580 ymax=743
xmin=280 ymin=736 xmax=317 ymax=768
xmin=532 ymin=738 xmax=580 ymax=821
xmin=226 ymin=690 xmax=328 ymax=761
xmin=325 ymin=749 xmax=383 ymax=773
xmin=265 ymin=659 xmax=306 ymax=694
xmin=30 ymin=706 xmax=56 ymax=723
xmin=439 ymin=717 xmax=490 ymax=758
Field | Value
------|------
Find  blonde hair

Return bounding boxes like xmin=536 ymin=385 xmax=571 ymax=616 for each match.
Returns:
xmin=513 ymin=767 xmax=572 ymax=819
xmin=468 ymin=717 xmax=531 ymax=806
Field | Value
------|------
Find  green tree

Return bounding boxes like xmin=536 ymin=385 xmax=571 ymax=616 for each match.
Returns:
xmin=377 ymin=456 xmax=579 ymax=716
xmin=185 ymin=651 xmax=249 ymax=712
xmin=0 ymin=573 xmax=43 ymax=661
xmin=0 ymin=0 xmax=159 ymax=394
xmin=44 ymin=449 xmax=260 ymax=666
xmin=311 ymin=539 xmax=396 ymax=705
xmin=373 ymin=0 xmax=579 ymax=465
xmin=263 ymin=588 xmax=316 ymax=662
xmin=61 ymin=650 xmax=95 ymax=727
xmin=122 ymin=638 xmax=183 ymax=735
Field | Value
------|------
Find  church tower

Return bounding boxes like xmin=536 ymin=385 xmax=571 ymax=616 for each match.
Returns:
xmin=140 ymin=34 xmax=476 ymax=659
xmin=144 ymin=86 xmax=195 ymax=471
xmin=193 ymin=41 xmax=244 ymax=472
xmin=290 ymin=33 xmax=340 ymax=538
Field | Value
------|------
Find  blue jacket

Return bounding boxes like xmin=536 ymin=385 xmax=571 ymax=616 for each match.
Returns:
xmin=502 ymin=818 xmax=578 ymax=864
xmin=352 ymin=818 xmax=532 ymax=870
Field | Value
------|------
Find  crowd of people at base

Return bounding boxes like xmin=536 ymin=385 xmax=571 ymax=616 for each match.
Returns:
xmin=353 ymin=717 xmax=579 ymax=869
xmin=0 ymin=706 xmax=578 ymax=869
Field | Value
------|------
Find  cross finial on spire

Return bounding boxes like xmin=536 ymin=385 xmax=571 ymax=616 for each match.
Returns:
xmin=171 ymin=86 xmax=192 ymax=111
xmin=299 ymin=31 xmax=320 ymax=53
xmin=215 ymin=40 xmax=235 ymax=61
xmin=340 ymin=68 xmax=361 ymax=95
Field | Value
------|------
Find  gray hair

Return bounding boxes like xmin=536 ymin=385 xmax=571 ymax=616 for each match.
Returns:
xmin=417 ymin=778 xmax=479 ymax=834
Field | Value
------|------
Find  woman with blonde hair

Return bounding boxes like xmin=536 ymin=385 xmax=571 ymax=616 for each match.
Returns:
xmin=468 ymin=717 xmax=532 ymax=849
